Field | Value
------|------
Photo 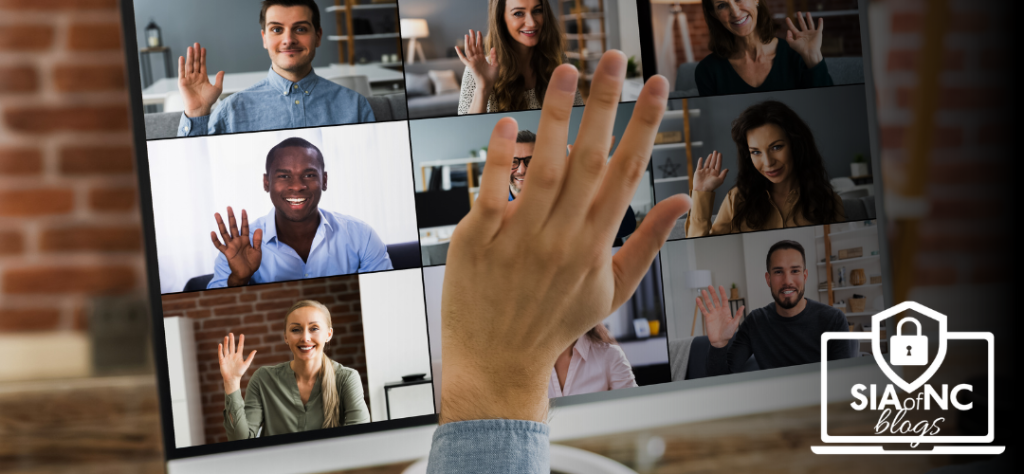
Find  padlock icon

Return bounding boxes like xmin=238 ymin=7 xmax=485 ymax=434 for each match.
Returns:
xmin=890 ymin=317 xmax=928 ymax=366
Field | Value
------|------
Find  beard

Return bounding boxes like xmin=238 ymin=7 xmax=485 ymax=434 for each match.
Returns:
xmin=773 ymin=286 xmax=804 ymax=309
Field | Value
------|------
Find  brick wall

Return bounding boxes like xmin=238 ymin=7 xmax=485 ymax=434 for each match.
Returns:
xmin=161 ymin=275 xmax=368 ymax=445
xmin=0 ymin=0 xmax=141 ymax=334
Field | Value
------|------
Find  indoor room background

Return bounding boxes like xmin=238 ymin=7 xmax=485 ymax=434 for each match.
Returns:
xmin=147 ymin=121 xmax=419 ymax=294
xmin=652 ymin=85 xmax=872 ymax=210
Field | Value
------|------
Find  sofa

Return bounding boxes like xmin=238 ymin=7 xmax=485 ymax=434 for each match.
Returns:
xmin=674 ymin=56 xmax=865 ymax=97
xmin=181 ymin=241 xmax=422 ymax=292
xmin=403 ymin=58 xmax=466 ymax=119
xmin=142 ymin=92 xmax=409 ymax=140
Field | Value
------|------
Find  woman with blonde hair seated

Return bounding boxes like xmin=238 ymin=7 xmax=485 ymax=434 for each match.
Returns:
xmin=456 ymin=0 xmax=584 ymax=114
xmin=219 ymin=300 xmax=369 ymax=440
xmin=549 ymin=324 xmax=636 ymax=398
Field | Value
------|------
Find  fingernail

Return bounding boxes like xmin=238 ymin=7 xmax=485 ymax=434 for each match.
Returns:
xmin=644 ymin=75 xmax=669 ymax=99
xmin=598 ymin=51 xmax=626 ymax=78
xmin=553 ymin=65 xmax=578 ymax=92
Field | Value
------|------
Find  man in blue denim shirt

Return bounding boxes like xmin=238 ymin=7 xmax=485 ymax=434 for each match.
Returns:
xmin=176 ymin=0 xmax=374 ymax=137
xmin=426 ymin=52 xmax=685 ymax=472
xmin=208 ymin=137 xmax=391 ymax=289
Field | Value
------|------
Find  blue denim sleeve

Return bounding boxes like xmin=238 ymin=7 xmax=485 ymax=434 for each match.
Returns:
xmin=427 ymin=419 xmax=549 ymax=473
xmin=178 ymin=113 xmax=210 ymax=137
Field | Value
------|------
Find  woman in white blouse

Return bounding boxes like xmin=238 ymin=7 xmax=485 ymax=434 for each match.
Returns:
xmin=549 ymin=324 xmax=637 ymax=398
xmin=456 ymin=0 xmax=584 ymax=115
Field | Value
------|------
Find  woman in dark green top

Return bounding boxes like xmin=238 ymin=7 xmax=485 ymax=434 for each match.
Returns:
xmin=695 ymin=0 xmax=832 ymax=96
xmin=218 ymin=300 xmax=370 ymax=441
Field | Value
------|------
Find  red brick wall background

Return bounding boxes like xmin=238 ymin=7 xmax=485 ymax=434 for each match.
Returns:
xmin=0 ymin=0 xmax=141 ymax=333
xmin=161 ymin=275 xmax=368 ymax=445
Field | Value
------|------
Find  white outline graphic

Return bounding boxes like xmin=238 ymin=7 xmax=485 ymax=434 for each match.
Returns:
xmin=812 ymin=301 xmax=1004 ymax=455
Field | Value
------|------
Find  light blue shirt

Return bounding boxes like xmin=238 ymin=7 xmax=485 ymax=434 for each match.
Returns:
xmin=207 ymin=208 xmax=392 ymax=289
xmin=178 ymin=68 xmax=375 ymax=136
xmin=428 ymin=419 xmax=549 ymax=473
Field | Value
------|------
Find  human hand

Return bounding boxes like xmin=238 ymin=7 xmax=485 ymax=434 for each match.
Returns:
xmin=210 ymin=207 xmax=263 ymax=287
xmin=454 ymin=29 xmax=498 ymax=91
xmin=439 ymin=51 xmax=690 ymax=424
xmin=691 ymin=151 xmax=728 ymax=193
xmin=178 ymin=42 xmax=225 ymax=118
xmin=218 ymin=333 xmax=256 ymax=394
xmin=697 ymin=285 xmax=744 ymax=349
xmin=785 ymin=12 xmax=824 ymax=68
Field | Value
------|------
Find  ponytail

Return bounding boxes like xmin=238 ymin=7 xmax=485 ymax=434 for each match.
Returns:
xmin=320 ymin=352 xmax=340 ymax=428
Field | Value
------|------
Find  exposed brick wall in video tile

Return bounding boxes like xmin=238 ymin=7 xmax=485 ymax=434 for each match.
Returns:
xmin=161 ymin=275 xmax=368 ymax=445
xmin=0 ymin=0 xmax=140 ymax=335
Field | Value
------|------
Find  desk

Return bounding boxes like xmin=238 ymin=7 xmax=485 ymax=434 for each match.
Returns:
xmin=139 ymin=63 xmax=407 ymax=106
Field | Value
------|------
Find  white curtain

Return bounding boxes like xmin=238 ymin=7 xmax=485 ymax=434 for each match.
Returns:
xmin=147 ymin=122 xmax=419 ymax=294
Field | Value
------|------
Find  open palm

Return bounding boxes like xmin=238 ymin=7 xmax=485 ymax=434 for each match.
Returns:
xmin=455 ymin=29 xmax=498 ymax=89
xmin=692 ymin=151 xmax=728 ymax=193
xmin=785 ymin=12 xmax=824 ymax=67
xmin=218 ymin=333 xmax=256 ymax=393
xmin=698 ymin=285 xmax=744 ymax=349
xmin=210 ymin=207 xmax=263 ymax=286
xmin=178 ymin=42 xmax=224 ymax=118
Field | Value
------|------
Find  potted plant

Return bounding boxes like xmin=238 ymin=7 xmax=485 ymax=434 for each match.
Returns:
xmin=850 ymin=153 xmax=869 ymax=178
xmin=730 ymin=283 xmax=739 ymax=300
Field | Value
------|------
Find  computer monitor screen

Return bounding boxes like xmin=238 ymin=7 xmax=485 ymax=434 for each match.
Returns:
xmin=121 ymin=0 xmax=887 ymax=467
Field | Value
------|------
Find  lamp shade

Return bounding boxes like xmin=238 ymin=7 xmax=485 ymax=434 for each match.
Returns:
xmin=683 ymin=270 xmax=712 ymax=289
xmin=401 ymin=19 xmax=429 ymax=39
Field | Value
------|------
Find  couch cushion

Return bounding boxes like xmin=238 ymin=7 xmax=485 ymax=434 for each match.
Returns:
xmin=366 ymin=92 xmax=408 ymax=121
xmin=427 ymin=70 xmax=460 ymax=95
xmin=405 ymin=72 xmax=433 ymax=97
xmin=404 ymin=57 xmax=466 ymax=85
xmin=408 ymin=91 xmax=460 ymax=119
xmin=144 ymin=111 xmax=181 ymax=140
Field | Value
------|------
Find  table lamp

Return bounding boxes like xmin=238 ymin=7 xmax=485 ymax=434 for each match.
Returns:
xmin=401 ymin=19 xmax=429 ymax=63
xmin=683 ymin=269 xmax=712 ymax=337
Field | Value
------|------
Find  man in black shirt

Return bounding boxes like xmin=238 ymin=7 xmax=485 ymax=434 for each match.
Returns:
xmin=698 ymin=240 xmax=855 ymax=375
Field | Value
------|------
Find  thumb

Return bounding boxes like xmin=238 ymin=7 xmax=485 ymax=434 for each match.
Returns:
xmin=244 ymin=350 xmax=257 ymax=367
xmin=488 ymin=47 xmax=496 ymax=64
xmin=252 ymin=228 xmax=263 ymax=252
xmin=786 ymin=30 xmax=794 ymax=42
xmin=214 ymin=71 xmax=225 ymax=89
xmin=719 ymin=168 xmax=729 ymax=179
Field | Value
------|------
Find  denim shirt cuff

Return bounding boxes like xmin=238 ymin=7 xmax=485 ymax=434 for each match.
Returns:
xmin=427 ymin=419 xmax=549 ymax=473
xmin=178 ymin=112 xmax=209 ymax=136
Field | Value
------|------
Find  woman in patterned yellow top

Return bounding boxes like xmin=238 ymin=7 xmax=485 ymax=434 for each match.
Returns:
xmin=456 ymin=0 xmax=584 ymax=115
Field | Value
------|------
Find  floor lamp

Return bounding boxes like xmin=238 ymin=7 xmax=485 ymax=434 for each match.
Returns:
xmin=684 ymin=270 xmax=712 ymax=337
xmin=652 ymin=0 xmax=700 ymax=71
xmin=401 ymin=18 xmax=429 ymax=63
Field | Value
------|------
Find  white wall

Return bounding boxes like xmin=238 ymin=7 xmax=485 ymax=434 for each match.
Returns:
xmin=616 ymin=0 xmax=643 ymax=69
xmin=422 ymin=265 xmax=445 ymax=410
xmin=740 ymin=227 xmax=820 ymax=311
xmin=661 ymin=239 xmax=695 ymax=340
xmin=147 ymin=121 xmax=419 ymax=293
xmin=359 ymin=270 xmax=434 ymax=422
xmin=164 ymin=317 xmax=204 ymax=448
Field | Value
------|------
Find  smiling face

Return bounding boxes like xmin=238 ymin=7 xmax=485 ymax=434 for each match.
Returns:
xmin=765 ymin=248 xmax=807 ymax=310
xmin=285 ymin=306 xmax=333 ymax=362
xmin=504 ymin=0 xmax=545 ymax=49
xmin=712 ymin=0 xmax=759 ymax=38
xmin=261 ymin=5 xmax=321 ymax=75
xmin=746 ymin=123 xmax=793 ymax=186
xmin=263 ymin=146 xmax=326 ymax=224
xmin=509 ymin=141 xmax=535 ymax=198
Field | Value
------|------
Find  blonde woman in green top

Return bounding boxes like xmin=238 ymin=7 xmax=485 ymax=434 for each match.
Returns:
xmin=218 ymin=300 xmax=370 ymax=440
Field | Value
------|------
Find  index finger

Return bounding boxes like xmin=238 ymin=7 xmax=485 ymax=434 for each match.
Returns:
xmin=589 ymin=74 xmax=668 ymax=234
xmin=461 ymin=117 xmax=517 ymax=238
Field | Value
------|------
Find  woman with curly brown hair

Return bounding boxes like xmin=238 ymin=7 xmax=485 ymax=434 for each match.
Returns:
xmin=685 ymin=100 xmax=845 ymax=237
xmin=455 ymin=0 xmax=584 ymax=114
xmin=694 ymin=0 xmax=833 ymax=96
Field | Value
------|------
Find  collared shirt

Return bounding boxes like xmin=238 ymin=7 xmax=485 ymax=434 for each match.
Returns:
xmin=686 ymin=186 xmax=845 ymax=237
xmin=547 ymin=334 xmax=637 ymax=398
xmin=207 ymin=208 xmax=392 ymax=289
xmin=224 ymin=360 xmax=370 ymax=441
xmin=178 ymin=68 xmax=375 ymax=137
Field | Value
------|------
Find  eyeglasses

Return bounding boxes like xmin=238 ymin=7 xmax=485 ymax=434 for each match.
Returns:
xmin=511 ymin=156 xmax=532 ymax=169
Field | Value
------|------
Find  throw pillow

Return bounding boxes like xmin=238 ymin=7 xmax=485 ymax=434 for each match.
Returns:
xmin=405 ymin=72 xmax=433 ymax=97
xmin=427 ymin=70 xmax=460 ymax=95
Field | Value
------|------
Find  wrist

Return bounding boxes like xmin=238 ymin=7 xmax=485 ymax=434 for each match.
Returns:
xmin=185 ymin=106 xmax=212 ymax=118
xmin=804 ymin=52 xmax=823 ymax=68
xmin=439 ymin=359 xmax=549 ymax=425
xmin=227 ymin=273 xmax=251 ymax=287
xmin=224 ymin=379 xmax=241 ymax=395
xmin=709 ymin=338 xmax=729 ymax=349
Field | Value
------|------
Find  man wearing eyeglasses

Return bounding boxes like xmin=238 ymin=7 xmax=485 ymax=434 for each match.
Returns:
xmin=509 ymin=130 xmax=637 ymax=245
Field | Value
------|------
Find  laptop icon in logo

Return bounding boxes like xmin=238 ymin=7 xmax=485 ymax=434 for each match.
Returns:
xmin=812 ymin=301 xmax=1005 ymax=455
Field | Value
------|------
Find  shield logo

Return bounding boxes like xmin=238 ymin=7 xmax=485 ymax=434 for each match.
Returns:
xmin=871 ymin=301 xmax=947 ymax=393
